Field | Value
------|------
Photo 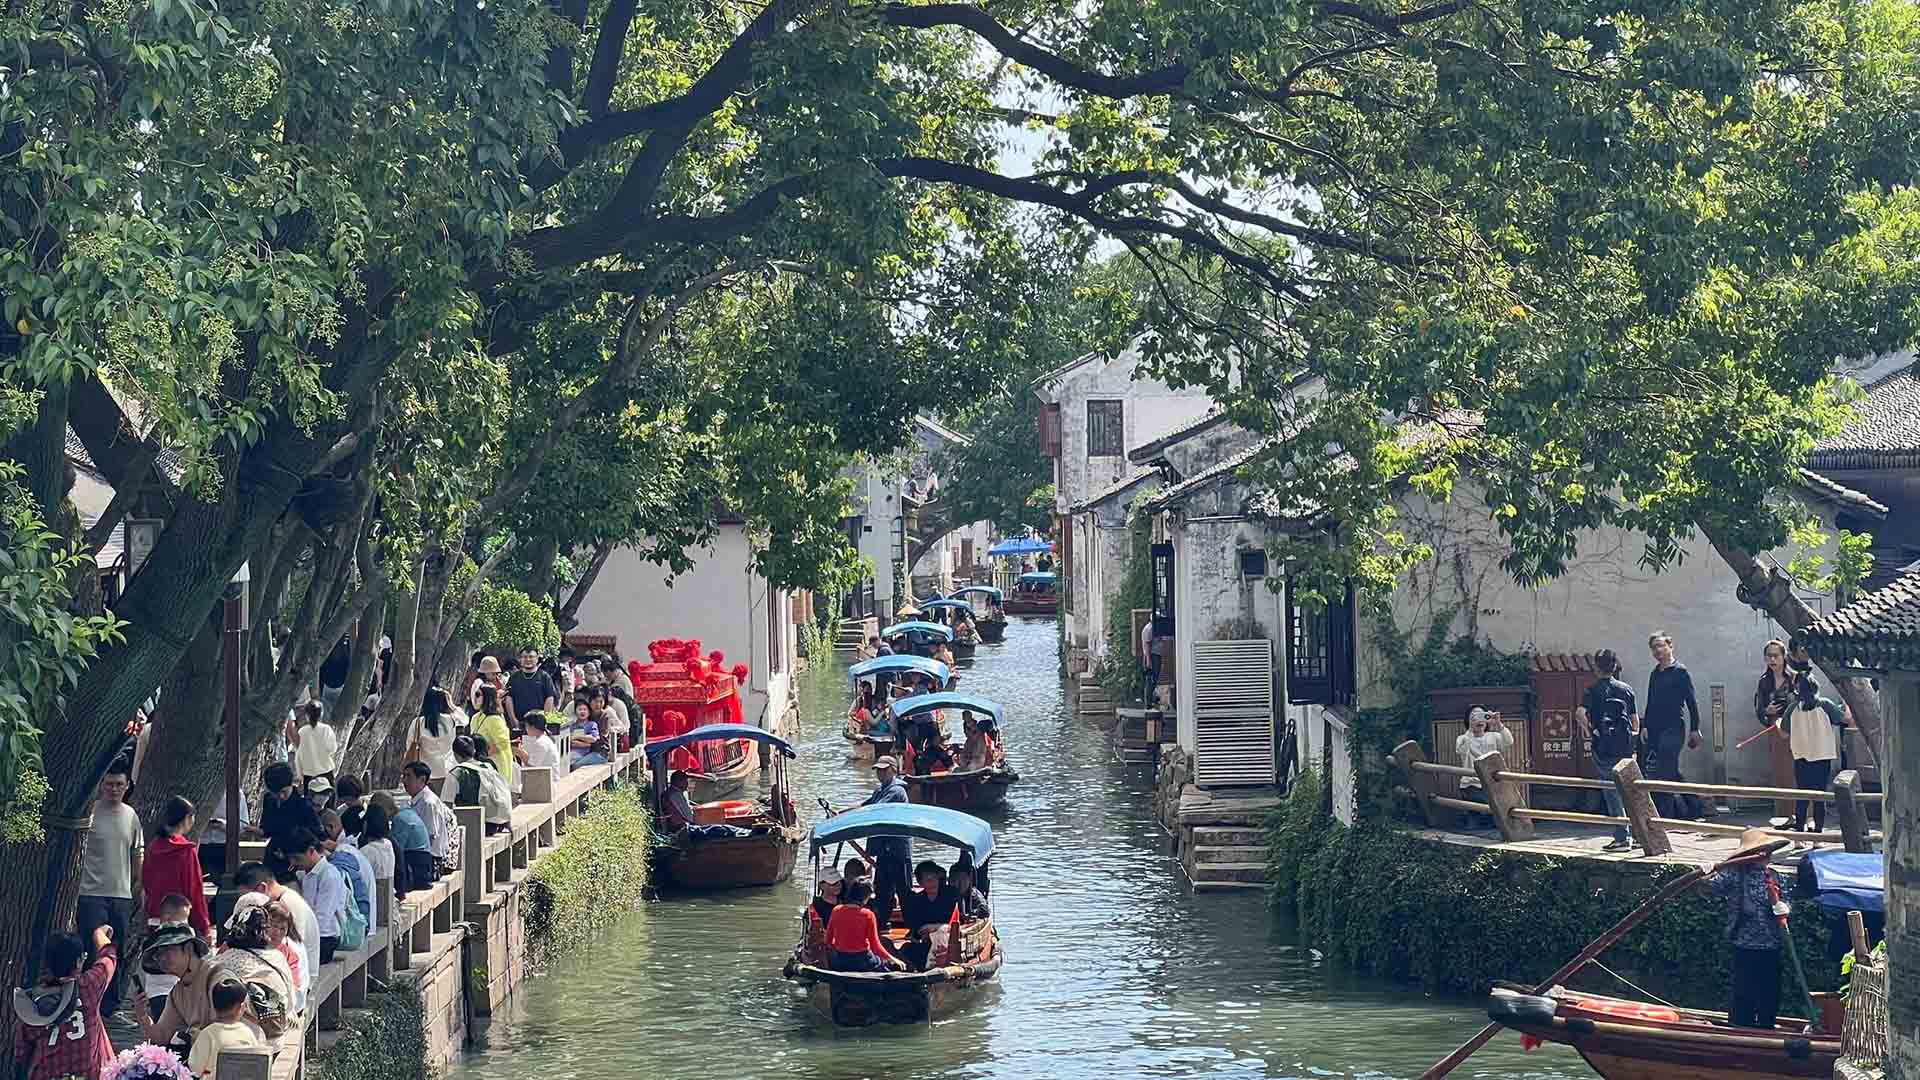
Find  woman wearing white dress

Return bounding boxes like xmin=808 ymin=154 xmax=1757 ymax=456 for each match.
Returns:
xmin=408 ymin=686 xmax=460 ymax=779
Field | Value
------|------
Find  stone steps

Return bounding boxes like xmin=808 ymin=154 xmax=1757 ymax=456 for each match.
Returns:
xmin=1189 ymin=844 xmax=1268 ymax=866
xmin=1191 ymin=825 xmax=1266 ymax=847
xmin=1186 ymin=860 xmax=1270 ymax=886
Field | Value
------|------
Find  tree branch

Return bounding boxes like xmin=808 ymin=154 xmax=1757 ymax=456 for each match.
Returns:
xmin=581 ymin=0 xmax=637 ymax=119
xmin=879 ymin=4 xmax=1202 ymax=98
xmin=83 ymin=443 xmax=159 ymax=553
xmin=554 ymin=542 xmax=614 ymax=632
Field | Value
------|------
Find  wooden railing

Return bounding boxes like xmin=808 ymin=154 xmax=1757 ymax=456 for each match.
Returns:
xmin=221 ymin=746 xmax=649 ymax=1080
xmin=1387 ymin=740 xmax=1884 ymax=856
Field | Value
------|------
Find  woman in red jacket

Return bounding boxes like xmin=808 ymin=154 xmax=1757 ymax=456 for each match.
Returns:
xmin=142 ymin=796 xmax=212 ymax=939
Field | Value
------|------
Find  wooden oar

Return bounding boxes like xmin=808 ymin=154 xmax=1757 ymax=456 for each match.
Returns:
xmin=1420 ymin=839 xmax=1788 ymax=1080
xmin=817 ymin=798 xmax=872 ymax=862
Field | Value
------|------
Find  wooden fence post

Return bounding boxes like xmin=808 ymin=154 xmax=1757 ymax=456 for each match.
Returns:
xmin=1390 ymin=740 xmax=1457 ymax=828
xmin=1831 ymin=769 xmax=1871 ymax=854
xmin=1612 ymin=757 xmax=1671 ymax=856
xmin=1475 ymin=751 xmax=1534 ymax=842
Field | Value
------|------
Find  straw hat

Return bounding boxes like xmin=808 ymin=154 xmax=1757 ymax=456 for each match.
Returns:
xmin=478 ymin=655 xmax=502 ymax=675
xmin=1732 ymin=827 xmax=1777 ymax=861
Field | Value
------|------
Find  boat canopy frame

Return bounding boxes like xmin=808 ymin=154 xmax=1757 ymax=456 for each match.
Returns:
xmin=881 ymin=620 xmax=955 ymax=642
xmin=950 ymin=585 xmax=1003 ymax=603
xmin=809 ymin=803 xmax=994 ymax=863
xmin=643 ymin=723 xmax=795 ymax=761
xmin=848 ymin=655 xmax=952 ymax=686
xmin=889 ymin=691 xmax=1003 ymax=727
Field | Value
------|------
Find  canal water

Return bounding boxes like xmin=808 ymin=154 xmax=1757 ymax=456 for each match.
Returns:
xmin=453 ymin=618 xmax=1589 ymax=1079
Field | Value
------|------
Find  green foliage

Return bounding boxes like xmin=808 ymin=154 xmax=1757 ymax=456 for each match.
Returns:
xmin=0 ymin=454 xmax=123 ymax=833
xmin=1267 ymin=780 xmax=1836 ymax=1004
xmin=1784 ymin=519 xmax=1877 ymax=598
xmin=312 ymin=980 xmax=431 ymax=1080
xmin=453 ymin=563 xmax=559 ymax=654
xmin=1092 ymin=518 xmax=1153 ymax=703
xmin=522 ymin=784 xmax=651 ymax=968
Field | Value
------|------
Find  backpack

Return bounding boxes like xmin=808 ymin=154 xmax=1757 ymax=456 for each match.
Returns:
xmin=1590 ymin=680 xmax=1633 ymax=758
xmin=452 ymin=761 xmax=512 ymax=825
xmin=337 ymin=879 xmax=368 ymax=951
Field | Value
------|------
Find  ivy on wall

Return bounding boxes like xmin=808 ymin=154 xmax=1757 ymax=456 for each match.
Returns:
xmin=313 ymin=981 xmax=432 ymax=1080
xmin=522 ymin=783 xmax=653 ymax=969
xmin=1268 ymin=774 xmax=1837 ymax=1004
xmin=1092 ymin=516 xmax=1152 ymax=704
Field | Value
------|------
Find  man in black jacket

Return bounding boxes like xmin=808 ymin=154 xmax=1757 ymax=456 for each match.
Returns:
xmin=1645 ymin=631 xmax=1705 ymax=820
xmin=1576 ymin=649 xmax=1639 ymax=852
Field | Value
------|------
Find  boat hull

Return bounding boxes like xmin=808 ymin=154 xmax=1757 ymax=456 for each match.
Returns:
xmin=906 ymin=768 xmax=1016 ymax=810
xmin=656 ymin=829 xmax=801 ymax=891
xmin=688 ymin=748 xmax=756 ymax=802
xmin=975 ymin=619 xmax=1006 ymax=643
xmin=787 ymin=951 xmax=1003 ymax=1026
xmin=950 ymin=639 xmax=978 ymax=657
xmin=1486 ymin=987 xmax=1839 ymax=1080
xmin=1002 ymin=597 xmax=1056 ymax=616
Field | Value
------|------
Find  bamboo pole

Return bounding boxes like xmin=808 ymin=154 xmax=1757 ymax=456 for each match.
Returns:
xmin=1508 ymin=807 xmax=1626 ymax=826
xmin=1419 ymin=840 xmax=1788 ymax=1080
xmin=1493 ymin=770 xmax=1613 ymax=791
xmin=1636 ymin=778 xmax=1834 ymax=802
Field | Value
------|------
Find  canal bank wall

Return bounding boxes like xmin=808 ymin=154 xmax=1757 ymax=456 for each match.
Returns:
xmin=307 ymin=748 xmax=653 ymax=1080
xmin=1264 ymin=773 xmax=1841 ymax=1008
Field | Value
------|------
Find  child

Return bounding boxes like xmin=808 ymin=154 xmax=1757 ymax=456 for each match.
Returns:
xmin=142 ymin=895 xmax=196 ymax=1052
xmin=1702 ymin=828 xmax=1787 ymax=1029
xmin=13 ymin=926 xmax=115 ymax=1080
xmin=187 ymin=976 xmax=262 ymax=1079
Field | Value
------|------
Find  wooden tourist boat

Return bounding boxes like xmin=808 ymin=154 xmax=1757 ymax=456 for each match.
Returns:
xmin=783 ymin=804 xmax=1003 ymax=1025
xmin=649 ymin=724 xmax=803 ymax=890
xmin=891 ymin=691 xmax=1016 ymax=810
xmin=880 ymin=619 xmax=954 ymax=658
xmin=1485 ymin=986 xmax=1841 ymax=1080
xmin=949 ymin=586 xmax=1006 ymax=643
xmin=1003 ymin=572 xmax=1058 ymax=616
xmin=916 ymin=599 xmax=982 ymax=656
xmin=1437 ymin=838 xmax=1881 ymax=1080
xmin=842 ymin=654 xmax=950 ymax=767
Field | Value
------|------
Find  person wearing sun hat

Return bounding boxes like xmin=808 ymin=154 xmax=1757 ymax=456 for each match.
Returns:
xmin=809 ymin=866 xmax=843 ymax=928
xmin=135 ymin=921 xmax=221 ymax=1051
xmin=1701 ymin=827 xmax=1789 ymax=1030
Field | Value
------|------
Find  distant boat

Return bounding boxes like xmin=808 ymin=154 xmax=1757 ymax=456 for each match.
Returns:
xmin=891 ymin=691 xmax=1016 ymax=811
xmin=784 ymin=804 xmax=1003 ymax=1025
xmin=1003 ymin=572 xmax=1057 ymax=616
xmin=648 ymin=725 xmax=802 ymax=891
xmin=947 ymin=586 xmax=1006 ymax=642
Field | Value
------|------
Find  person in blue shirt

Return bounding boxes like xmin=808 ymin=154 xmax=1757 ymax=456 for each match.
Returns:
xmin=1701 ymin=829 xmax=1787 ymax=1029
xmin=861 ymin=758 xmax=912 ymax=929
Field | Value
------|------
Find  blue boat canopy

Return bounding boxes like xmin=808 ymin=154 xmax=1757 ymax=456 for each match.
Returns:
xmin=881 ymin=620 xmax=955 ymax=642
xmin=1018 ymin=571 xmax=1057 ymax=584
xmin=644 ymin=723 xmax=795 ymax=760
xmin=916 ymin=599 xmax=973 ymax=613
xmin=890 ymin=692 xmax=1003 ymax=727
xmin=1803 ymin=849 xmax=1883 ymax=913
xmin=988 ymin=536 xmax=1053 ymax=557
xmin=810 ymin=804 xmax=994 ymax=863
xmin=951 ymin=585 xmax=1003 ymax=602
xmin=848 ymin=655 xmax=952 ymax=686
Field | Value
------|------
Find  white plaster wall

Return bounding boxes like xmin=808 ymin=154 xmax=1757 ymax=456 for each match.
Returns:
xmin=1171 ymin=514 xmax=1288 ymax=756
xmin=572 ymin=527 xmax=794 ymax=730
xmin=1360 ymin=483 xmax=1851 ymax=788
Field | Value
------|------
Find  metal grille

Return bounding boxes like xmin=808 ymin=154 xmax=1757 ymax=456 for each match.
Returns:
xmin=1087 ymin=400 xmax=1124 ymax=457
xmin=1192 ymin=639 xmax=1275 ymax=786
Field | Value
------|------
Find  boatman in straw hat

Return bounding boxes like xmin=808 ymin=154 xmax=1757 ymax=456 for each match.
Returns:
xmin=862 ymin=757 xmax=913 ymax=930
xmin=1699 ymin=827 xmax=1789 ymax=1029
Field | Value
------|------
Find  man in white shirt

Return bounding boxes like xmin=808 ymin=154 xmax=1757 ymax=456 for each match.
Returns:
xmin=521 ymin=712 xmax=568 ymax=779
xmin=288 ymin=831 xmax=349 ymax=965
xmin=402 ymin=762 xmax=454 ymax=864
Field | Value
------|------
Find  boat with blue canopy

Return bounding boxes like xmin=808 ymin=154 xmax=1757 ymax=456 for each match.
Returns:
xmin=1005 ymin=570 xmax=1057 ymax=616
xmin=784 ymin=804 xmax=1002 ymax=1025
xmin=646 ymin=724 xmax=802 ymax=891
xmin=848 ymin=654 xmax=950 ymax=688
xmin=914 ymin=599 xmax=986 ymax=652
xmin=948 ymin=585 xmax=1007 ymax=641
xmin=843 ymin=656 xmax=952 ymax=762
xmin=888 ymin=692 xmax=1017 ymax=809
xmin=880 ymin=620 xmax=955 ymax=644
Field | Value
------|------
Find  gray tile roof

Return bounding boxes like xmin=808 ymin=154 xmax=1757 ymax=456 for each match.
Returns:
xmin=1069 ymin=468 xmax=1159 ymax=514
xmin=1794 ymin=468 xmax=1888 ymax=517
xmin=1809 ymin=362 xmax=1920 ymax=468
xmin=1802 ymin=567 xmax=1920 ymax=669
xmin=64 ymin=426 xmax=186 ymax=484
xmin=1126 ymin=408 xmax=1226 ymax=464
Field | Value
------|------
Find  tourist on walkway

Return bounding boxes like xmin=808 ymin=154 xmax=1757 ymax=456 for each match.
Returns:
xmin=825 ymin=880 xmax=906 ymax=972
xmin=450 ymin=737 xmax=513 ymax=835
xmin=1701 ymin=828 xmax=1787 ymax=1029
xmin=563 ymin=700 xmax=608 ymax=768
xmin=257 ymin=898 xmax=304 ymax=1010
xmin=1771 ymin=673 xmax=1848 ymax=833
xmin=290 ymin=701 xmax=337 ymax=790
xmin=1754 ymin=639 xmax=1796 ymax=750
xmin=188 ymin=976 xmax=262 ymax=1080
xmin=520 ymin=712 xmax=568 ymax=780
xmin=369 ymin=794 xmax=434 ymax=893
xmin=283 ymin=833 xmax=347 ymax=965
xmin=1575 ymin=649 xmax=1639 ymax=852
xmin=211 ymin=894 xmax=293 ymax=1048
xmin=234 ymin=863 xmax=315 ymax=1007
xmin=401 ymin=763 xmax=454 ymax=874
xmin=14 ymin=926 xmax=116 ymax=1080
xmin=469 ymin=686 xmax=515 ymax=788
xmin=408 ymin=687 xmax=460 ymax=780
xmin=1140 ymin=620 xmax=1159 ymax=703
xmin=319 ymin=810 xmax=375 ymax=929
xmin=258 ymin=762 xmax=323 ymax=859
xmin=1452 ymin=706 xmax=1513 ymax=825
xmin=139 ymin=893 xmax=194 ymax=1050
xmin=317 ymin=635 xmax=351 ymax=721
xmin=75 ymin=760 xmax=141 ymax=1020
xmin=1644 ymin=632 xmax=1704 ymax=819
xmin=861 ymin=758 xmax=913 ymax=928
xmin=507 ymin=647 xmax=559 ymax=723
xmin=143 ymin=796 xmax=213 ymax=940
xmin=199 ymin=789 xmax=249 ymax=879
xmin=468 ymin=654 xmax=511 ymax=723
xmin=135 ymin=921 xmax=217 ymax=1051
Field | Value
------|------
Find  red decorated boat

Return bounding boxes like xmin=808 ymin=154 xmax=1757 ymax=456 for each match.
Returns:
xmin=633 ymin=638 xmax=759 ymax=801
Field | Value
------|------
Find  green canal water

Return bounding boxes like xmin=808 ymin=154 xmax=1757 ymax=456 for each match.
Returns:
xmin=451 ymin=618 xmax=1590 ymax=1079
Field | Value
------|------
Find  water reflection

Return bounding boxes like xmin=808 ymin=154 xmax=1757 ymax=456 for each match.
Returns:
xmin=453 ymin=619 xmax=1588 ymax=1079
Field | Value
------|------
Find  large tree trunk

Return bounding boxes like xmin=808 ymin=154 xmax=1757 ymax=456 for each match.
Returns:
xmin=1706 ymin=531 xmax=1884 ymax=768
xmin=1887 ymin=675 xmax=1917 ymax=1079
xmin=132 ymin=611 xmax=227 ymax=825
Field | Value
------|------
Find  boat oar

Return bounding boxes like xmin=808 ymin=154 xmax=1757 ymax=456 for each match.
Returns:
xmin=1420 ymin=839 xmax=1788 ymax=1080
xmin=817 ymin=798 xmax=872 ymax=862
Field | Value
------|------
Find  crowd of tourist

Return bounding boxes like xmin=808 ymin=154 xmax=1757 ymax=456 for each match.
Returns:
xmin=14 ymin=643 xmax=638 ymax=1080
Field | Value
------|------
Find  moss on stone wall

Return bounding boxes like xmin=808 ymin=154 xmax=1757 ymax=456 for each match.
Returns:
xmin=522 ymin=783 xmax=653 ymax=968
xmin=1268 ymin=772 xmax=1837 ymax=1007
xmin=313 ymin=981 xmax=433 ymax=1080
